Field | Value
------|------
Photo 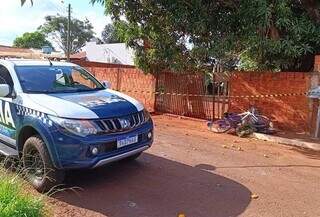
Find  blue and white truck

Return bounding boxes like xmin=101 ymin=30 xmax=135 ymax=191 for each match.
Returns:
xmin=0 ymin=59 xmax=153 ymax=192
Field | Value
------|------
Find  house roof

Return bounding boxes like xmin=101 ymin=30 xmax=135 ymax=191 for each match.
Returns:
xmin=0 ymin=45 xmax=65 ymax=59
xmin=0 ymin=59 xmax=76 ymax=67
xmin=84 ymin=42 xmax=134 ymax=65
xmin=0 ymin=45 xmax=33 ymax=53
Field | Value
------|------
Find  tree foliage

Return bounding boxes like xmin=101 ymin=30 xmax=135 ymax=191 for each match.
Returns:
xmin=13 ymin=31 xmax=52 ymax=49
xmin=91 ymin=0 xmax=320 ymax=73
xmin=101 ymin=23 xmax=121 ymax=43
xmin=20 ymin=0 xmax=33 ymax=6
xmin=39 ymin=15 xmax=95 ymax=55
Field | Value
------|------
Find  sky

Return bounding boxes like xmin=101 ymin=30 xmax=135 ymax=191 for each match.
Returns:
xmin=0 ymin=0 xmax=111 ymax=46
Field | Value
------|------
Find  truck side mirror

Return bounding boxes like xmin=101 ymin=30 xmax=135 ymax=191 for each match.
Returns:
xmin=102 ymin=81 xmax=111 ymax=89
xmin=0 ymin=84 xmax=10 ymax=97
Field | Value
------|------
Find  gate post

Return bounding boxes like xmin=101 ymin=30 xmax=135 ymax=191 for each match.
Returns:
xmin=211 ymin=66 xmax=216 ymax=120
xmin=309 ymin=56 xmax=320 ymax=138
xmin=153 ymin=72 xmax=159 ymax=113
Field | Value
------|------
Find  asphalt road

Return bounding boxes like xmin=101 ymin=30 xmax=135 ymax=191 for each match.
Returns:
xmin=51 ymin=115 xmax=320 ymax=217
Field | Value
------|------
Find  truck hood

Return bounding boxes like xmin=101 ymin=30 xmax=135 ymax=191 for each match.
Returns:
xmin=26 ymin=89 xmax=144 ymax=119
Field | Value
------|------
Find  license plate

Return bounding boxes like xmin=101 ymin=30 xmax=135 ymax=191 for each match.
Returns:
xmin=117 ymin=135 xmax=138 ymax=148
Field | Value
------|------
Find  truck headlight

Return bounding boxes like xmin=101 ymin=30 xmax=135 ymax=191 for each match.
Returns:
xmin=49 ymin=116 xmax=101 ymax=137
xmin=143 ymin=109 xmax=151 ymax=122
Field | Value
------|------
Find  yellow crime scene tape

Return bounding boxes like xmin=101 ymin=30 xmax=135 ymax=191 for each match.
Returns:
xmin=114 ymin=89 xmax=307 ymax=99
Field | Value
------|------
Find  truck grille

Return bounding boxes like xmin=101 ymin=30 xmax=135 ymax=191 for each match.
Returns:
xmin=94 ymin=110 xmax=148 ymax=133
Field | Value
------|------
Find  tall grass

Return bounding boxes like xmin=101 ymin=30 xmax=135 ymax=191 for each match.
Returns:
xmin=0 ymin=160 xmax=45 ymax=217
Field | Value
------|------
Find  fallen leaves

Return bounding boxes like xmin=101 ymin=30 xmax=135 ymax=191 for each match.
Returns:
xmin=251 ymin=194 xmax=259 ymax=199
xmin=128 ymin=201 xmax=137 ymax=208
xmin=222 ymin=144 xmax=244 ymax=151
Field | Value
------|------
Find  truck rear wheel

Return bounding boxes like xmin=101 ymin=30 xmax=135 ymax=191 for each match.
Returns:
xmin=22 ymin=135 xmax=65 ymax=193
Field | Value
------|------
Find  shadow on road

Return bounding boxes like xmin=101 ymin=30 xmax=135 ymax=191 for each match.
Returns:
xmin=53 ymin=153 xmax=251 ymax=217
xmin=195 ymin=163 xmax=320 ymax=170
xmin=289 ymin=147 xmax=320 ymax=160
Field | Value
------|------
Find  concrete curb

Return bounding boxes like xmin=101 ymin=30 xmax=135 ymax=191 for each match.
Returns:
xmin=252 ymin=133 xmax=320 ymax=151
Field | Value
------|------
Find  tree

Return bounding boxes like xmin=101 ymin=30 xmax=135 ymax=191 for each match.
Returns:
xmin=39 ymin=15 xmax=95 ymax=55
xmin=13 ymin=31 xmax=52 ymax=49
xmin=91 ymin=0 xmax=320 ymax=72
xmin=101 ymin=23 xmax=121 ymax=43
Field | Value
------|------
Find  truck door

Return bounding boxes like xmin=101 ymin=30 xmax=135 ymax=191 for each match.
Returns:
xmin=0 ymin=64 xmax=17 ymax=147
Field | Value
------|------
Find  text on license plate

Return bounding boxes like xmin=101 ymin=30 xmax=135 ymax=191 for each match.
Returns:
xmin=117 ymin=135 xmax=138 ymax=148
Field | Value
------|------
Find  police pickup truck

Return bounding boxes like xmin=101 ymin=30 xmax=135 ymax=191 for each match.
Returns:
xmin=0 ymin=59 xmax=153 ymax=192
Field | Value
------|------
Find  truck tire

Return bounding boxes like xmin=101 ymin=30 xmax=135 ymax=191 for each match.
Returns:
xmin=22 ymin=135 xmax=65 ymax=193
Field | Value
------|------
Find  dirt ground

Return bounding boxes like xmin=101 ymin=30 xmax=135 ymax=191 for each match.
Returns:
xmin=49 ymin=115 xmax=320 ymax=217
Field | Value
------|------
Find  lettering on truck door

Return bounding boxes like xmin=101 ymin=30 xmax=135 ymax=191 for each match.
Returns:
xmin=0 ymin=64 xmax=17 ymax=146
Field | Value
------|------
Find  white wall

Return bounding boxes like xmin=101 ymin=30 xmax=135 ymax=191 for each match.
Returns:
xmin=84 ymin=42 xmax=135 ymax=65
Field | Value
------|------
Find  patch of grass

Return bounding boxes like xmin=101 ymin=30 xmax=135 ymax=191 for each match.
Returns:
xmin=0 ymin=171 xmax=44 ymax=217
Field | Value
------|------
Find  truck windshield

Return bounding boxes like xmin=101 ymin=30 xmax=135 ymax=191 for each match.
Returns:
xmin=15 ymin=65 xmax=105 ymax=93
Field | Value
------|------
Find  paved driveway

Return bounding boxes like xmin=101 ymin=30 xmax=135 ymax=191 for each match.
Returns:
xmin=51 ymin=115 xmax=320 ymax=217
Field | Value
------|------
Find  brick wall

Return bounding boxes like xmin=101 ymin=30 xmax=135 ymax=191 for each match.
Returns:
xmin=229 ymin=71 xmax=311 ymax=133
xmin=314 ymin=55 xmax=320 ymax=72
xmin=73 ymin=60 xmax=318 ymax=134
xmin=73 ymin=60 xmax=156 ymax=112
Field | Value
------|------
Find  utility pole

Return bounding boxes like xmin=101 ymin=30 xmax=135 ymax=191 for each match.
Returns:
xmin=66 ymin=3 xmax=71 ymax=62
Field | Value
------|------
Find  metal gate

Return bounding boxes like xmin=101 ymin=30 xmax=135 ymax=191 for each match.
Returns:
xmin=155 ymin=64 xmax=230 ymax=120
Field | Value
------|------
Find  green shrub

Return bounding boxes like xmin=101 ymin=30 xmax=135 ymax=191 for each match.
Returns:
xmin=0 ymin=173 xmax=44 ymax=217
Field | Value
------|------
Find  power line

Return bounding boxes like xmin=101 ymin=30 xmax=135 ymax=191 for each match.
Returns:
xmin=49 ymin=0 xmax=68 ymax=15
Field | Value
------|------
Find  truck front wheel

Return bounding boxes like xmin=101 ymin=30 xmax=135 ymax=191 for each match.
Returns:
xmin=22 ymin=135 xmax=65 ymax=193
